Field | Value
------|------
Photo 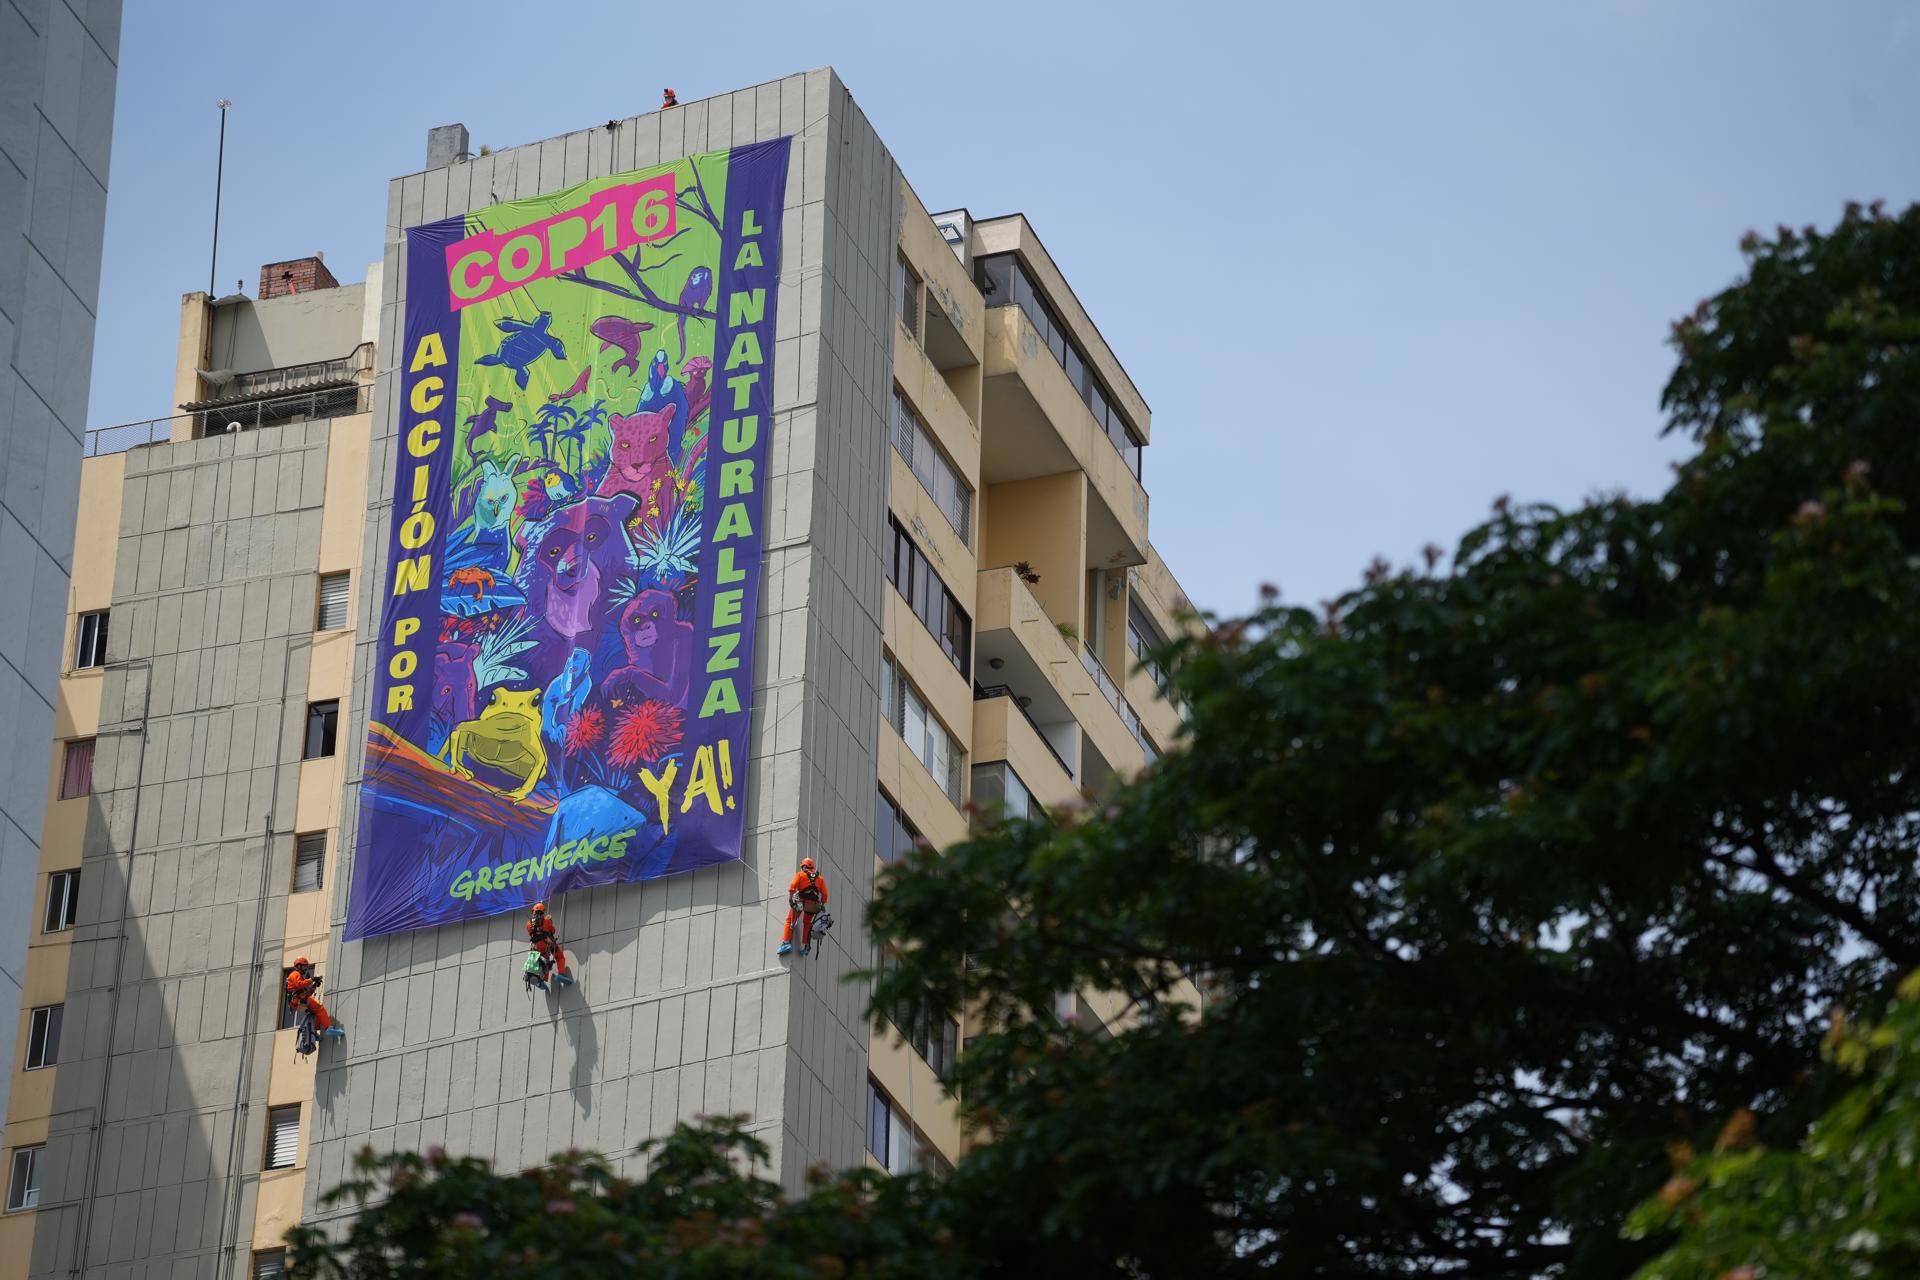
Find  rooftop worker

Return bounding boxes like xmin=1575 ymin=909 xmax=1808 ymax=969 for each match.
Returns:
xmin=286 ymin=957 xmax=345 ymax=1039
xmin=662 ymin=88 xmax=678 ymax=108
xmin=776 ymin=857 xmax=829 ymax=957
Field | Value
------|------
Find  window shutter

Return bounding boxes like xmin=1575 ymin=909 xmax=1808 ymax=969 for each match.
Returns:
xmin=267 ymin=1106 xmax=300 ymax=1169
xmin=293 ymin=834 xmax=325 ymax=893
xmin=60 ymin=739 xmax=95 ymax=800
xmin=316 ymin=573 xmax=350 ymax=631
xmin=253 ymin=1250 xmax=287 ymax=1279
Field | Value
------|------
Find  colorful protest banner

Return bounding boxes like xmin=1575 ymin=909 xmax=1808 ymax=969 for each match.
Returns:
xmin=345 ymin=138 xmax=789 ymax=940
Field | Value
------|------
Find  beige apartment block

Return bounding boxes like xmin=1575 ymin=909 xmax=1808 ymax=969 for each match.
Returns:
xmin=0 ymin=68 xmax=1198 ymax=1277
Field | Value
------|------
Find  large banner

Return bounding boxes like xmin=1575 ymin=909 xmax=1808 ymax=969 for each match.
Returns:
xmin=346 ymin=139 xmax=790 ymax=940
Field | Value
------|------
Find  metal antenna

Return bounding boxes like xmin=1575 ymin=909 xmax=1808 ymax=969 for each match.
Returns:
xmin=210 ymin=99 xmax=231 ymax=297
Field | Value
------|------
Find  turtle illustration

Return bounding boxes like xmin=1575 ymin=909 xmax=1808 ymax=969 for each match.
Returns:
xmin=477 ymin=311 xmax=566 ymax=390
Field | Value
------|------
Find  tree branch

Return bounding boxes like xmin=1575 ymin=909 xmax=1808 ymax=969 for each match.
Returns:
xmin=1703 ymin=844 xmax=1917 ymax=966
xmin=556 ymin=255 xmax=717 ymax=322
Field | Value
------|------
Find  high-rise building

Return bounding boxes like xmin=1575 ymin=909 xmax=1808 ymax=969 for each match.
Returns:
xmin=0 ymin=0 xmax=123 ymax=1138
xmin=1 ymin=69 xmax=1194 ymax=1277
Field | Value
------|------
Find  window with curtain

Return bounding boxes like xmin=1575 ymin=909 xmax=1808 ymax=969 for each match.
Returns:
xmin=59 ymin=738 xmax=95 ymax=800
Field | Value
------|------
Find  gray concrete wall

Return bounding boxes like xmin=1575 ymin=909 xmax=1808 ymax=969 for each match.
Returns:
xmin=208 ymin=287 xmax=367 ymax=377
xmin=303 ymin=67 xmax=898 ymax=1215
xmin=0 ymin=0 xmax=122 ymax=1124
xmin=30 ymin=423 xmax=337 ymax=1277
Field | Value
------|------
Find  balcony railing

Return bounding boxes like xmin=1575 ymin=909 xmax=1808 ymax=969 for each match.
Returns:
xmin=1079 ymin=645 xmax=1156 ymax=759
xmin=974 ymin=682 xmax=1074 ymax=779
xmin=84 ymin=382 xmax=374 ymax=458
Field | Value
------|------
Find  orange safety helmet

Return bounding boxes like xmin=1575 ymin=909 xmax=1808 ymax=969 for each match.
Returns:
xmin=532 ymin=902 xmax=546 ymax=914
xmin=799 ymin=857 xmax=816 ymax=872
xmin=293 ymin=956 xmax=310 ymax=967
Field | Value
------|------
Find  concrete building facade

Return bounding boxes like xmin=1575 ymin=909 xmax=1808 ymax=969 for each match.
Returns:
xmin=1 ymin=68 xmax=1195 ymax=1278
xmin=0 ymin=0 xmax=123 ymax=1132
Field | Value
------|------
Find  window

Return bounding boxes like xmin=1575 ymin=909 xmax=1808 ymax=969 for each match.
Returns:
xmin=865 ymin=1079 xmax=914 ymax=1175
xmin=915 ymin=1014 xmax=959 ymax=1079
xmin=891 ymin=391 xmax=970 ymax=544
xmin=252 ymin=1251 xmax=287 ymax=1280
xmin=972 ymin=252 xmax=1144 ymax=478
xmin=1128 ymin=600 xmax=1172 ymax=696
xmin=895 ymin=255 xmax=920 ymax=340
xmin=59 ymin=738 xmax=94 ymax=800
xmin=74 ymin=610 xmax=108 ymax=669
xmin=43 ymin=870 xmax=78 ymax=933
xmin=880 ymin=654 xmax=962 ymax=803
xmin=292 ymin=833 xmax=325 ymax=893
xmin=304 ymin=701 xmax=339 ymax=759
xmin=6 ymin=1145 xmax=42 ymax=1211
xmin=25 ymin=1005 xmax=61 ymax=1070
xmin=972 ymin=763 xmax=1044 ymax=825
xmin=885 ymin=516 xmax=971 ymax=679
xmin=265 ymin=1105 xmax=300 ymax=1170
xmin=315 ymin=572 xmax=350 ymax=632
xmin=874 ymin=788 xmax=922 ymax=867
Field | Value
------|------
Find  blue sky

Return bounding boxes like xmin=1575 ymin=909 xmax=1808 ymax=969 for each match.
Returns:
xmin=85 ymin=1 xmax=1920 ymax=615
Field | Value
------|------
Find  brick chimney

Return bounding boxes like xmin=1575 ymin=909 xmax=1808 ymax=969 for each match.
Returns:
xmin=259 ymin=254 xmax=339 ymax=300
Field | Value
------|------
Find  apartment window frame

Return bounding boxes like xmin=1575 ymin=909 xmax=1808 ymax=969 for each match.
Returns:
xmin=265 ymin=1104 xmax=301 ymax=1170
xmin=895 ymin=254 xmax=921 ymax=340
xmin=292 ymin=832 xmax=326 ymax=894
xmin=304 ymin=700 xmax=339 ymax=760
xmin=315 ymin=572 xmax=350 ymax=632
xmin=74 ymin=609 xmax=109 ymax=670
xmin=880 ymin=653 xmax=963 ymax=804
xmin=890 ymin=389 xmax=971 ymax=545
xmin=6 ymin=1145 xmax=42 ymax=1211
xmin=865 ymin=1078 xmax=915 ymax=1175
xmin=971 ymin=761 xmax=1045 ymax=826
xmin=43 ymin=870 xmax=79 ymax=934
xmin=24 ymin=1004 xmax=62 ymax=1070
xmin=874 ymin=787 xmax=922 ymax=868
xmin=1127 ymin=599 xmax=1174 ymax=696
xmin=973 ymin=251 xmax=1144 ymax=479
xmin=59 ymin=738 xmax=95 ymax=800
xmin=885 ymin=516 xmax=971 ymax=679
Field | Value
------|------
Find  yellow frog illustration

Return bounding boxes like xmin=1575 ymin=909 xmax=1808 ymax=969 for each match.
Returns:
xmin=440 ymin=687 xmax=548 ymax=801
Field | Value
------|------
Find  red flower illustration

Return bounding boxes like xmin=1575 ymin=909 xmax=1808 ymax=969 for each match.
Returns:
xmin=564 ymin=704 xmax=606 ymax=755
xmin=609 ymin=700 xmax=684 ymax=767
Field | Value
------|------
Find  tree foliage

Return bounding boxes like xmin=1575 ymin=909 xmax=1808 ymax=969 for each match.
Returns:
xmin=286 ymin=1118 xmax=961 ymax=1280
xmin=1628 ymin=971 xmax=1920 ymax=1279
xmin=294 ymin=204 xmax=1920 ymax=1277
xmin=867 ymin=200 xmax=1920 ymax=1276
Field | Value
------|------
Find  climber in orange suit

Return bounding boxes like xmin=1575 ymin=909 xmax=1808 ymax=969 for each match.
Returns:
xmin=776 ymin=857 xmax=829 ymax=956
xmin=527 ymin=902 xmax=573 ymax=986
xmin=286 ymin=957 xmax=343 ymax=1037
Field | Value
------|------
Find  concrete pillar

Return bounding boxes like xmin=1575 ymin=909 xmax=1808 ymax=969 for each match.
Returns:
xmin=426 ymin=124 xmax=470 ymax=170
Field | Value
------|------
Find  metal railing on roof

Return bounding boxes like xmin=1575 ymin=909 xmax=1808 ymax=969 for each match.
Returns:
xmin=84 ymin=383 xmax=374 ymax=458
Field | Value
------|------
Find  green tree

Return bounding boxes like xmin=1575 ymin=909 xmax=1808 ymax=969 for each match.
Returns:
xmin=288 ymin=1118 xmax=961 ymax=1279
xmin=292 ymin=204 xmax=1920 ymax=1277
xmin=1627 ymin=971 xmax=1920 ymax=1279
xmin=867 ymin=201 xmax=1920 ymax=1277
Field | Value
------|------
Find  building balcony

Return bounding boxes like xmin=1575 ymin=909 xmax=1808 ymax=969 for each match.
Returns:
xmin=973 ymin=566 xmax=1145 ymax=789
xmin=971 ymin=692 xmax=1078 ymax=811
xmin=981 ymin=306 xmax=1149 ymax=571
